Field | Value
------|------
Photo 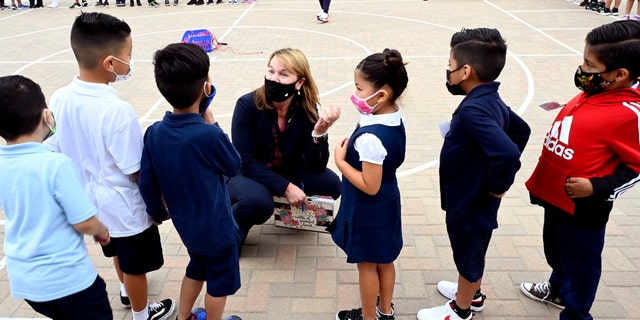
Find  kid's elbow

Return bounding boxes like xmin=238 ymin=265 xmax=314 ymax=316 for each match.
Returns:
xmin=363 ymin=184 xmax=381 ymax=196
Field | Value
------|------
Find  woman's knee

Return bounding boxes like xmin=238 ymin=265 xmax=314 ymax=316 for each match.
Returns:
xmin=232 ymin=189 xmax=274 ymax=226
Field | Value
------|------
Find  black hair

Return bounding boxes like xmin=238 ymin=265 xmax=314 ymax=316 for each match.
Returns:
xmin=450 ymin=28 xmax=507 ymax=82
xmin=586 ymin=20 xmax=640 ymax=76
xmin=586 ymin=20 xmax=640 ymax=46
xmin=153 ymin=43 xmax=210 ymax=109
xmin=596 ymin=39 xmax=640 ymax=80
xmin=70 ymin=12 xmax=132 ymax=69
xmin=0 ymin=75 xmax=47 ymax=142
xmin=355 ymin=48 xmax=409 ymax=104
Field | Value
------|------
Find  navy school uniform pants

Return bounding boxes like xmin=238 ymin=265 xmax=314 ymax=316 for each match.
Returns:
xmin=543 ymin=207 xmax=606 ymax=320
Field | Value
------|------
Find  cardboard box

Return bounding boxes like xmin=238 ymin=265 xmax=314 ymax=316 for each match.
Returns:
xmin=273 ymin=196 xmax=335 ymax=233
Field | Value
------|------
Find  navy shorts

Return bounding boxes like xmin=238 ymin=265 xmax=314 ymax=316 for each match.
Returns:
xmin=26 ymin=275 xmax=112 ymax=320
xmin=447 ymin=225 xmax=493 ymax=283
xmin=101 ymin=224 xmax=164 ymax=275
xmin=185 ymin=243 xmax=241 ymax=297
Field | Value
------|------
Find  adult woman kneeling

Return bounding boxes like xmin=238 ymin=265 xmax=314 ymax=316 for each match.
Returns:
xmin=227 ymin=48 xmax=342 ymax=253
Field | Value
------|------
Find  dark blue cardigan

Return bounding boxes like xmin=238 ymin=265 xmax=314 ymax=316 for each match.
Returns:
xmin=230 ymin=92 xmax=330 ymax=195
xmin=439 ymin=82 xmax=531 ymax=231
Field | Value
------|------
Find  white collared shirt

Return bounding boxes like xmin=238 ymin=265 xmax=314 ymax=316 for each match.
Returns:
xmin=353 ymin=110 xmax=406 ymax=165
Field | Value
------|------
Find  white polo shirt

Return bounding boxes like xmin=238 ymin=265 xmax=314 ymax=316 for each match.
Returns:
xmin=46 ymin=76 xmax=152 ymax=237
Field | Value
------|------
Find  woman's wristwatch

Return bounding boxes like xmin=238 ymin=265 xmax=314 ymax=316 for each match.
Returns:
xmin=312 ymin=131 xmax=328 ymax=143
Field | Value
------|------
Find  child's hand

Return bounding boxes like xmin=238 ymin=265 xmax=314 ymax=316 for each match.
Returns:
xmin=565 ymin=177 xmax=593 ymax=198
xmin=334 ymin=137 xmax=348 ymax=162
xmin=94 ymin=231 xmax=110 ymax=246
xmin=203 ymin=107 xmax=216 ymax=125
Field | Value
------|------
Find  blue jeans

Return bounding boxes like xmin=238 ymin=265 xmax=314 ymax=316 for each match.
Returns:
xmin=543 ymin=207 xmax=606 ymax=320
xmin=318 ymin=0 xmax=331 ymax=12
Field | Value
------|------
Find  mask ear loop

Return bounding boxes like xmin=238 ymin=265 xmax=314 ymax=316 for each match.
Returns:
xmin=203 ymin=82 xmax=217 ymax=98
xmin=43 ymin=108 xmax=56 ymax=140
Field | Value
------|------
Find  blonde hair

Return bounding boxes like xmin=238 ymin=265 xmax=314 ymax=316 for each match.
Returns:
xmin=253 ymin=48 xmax=320 ymax=122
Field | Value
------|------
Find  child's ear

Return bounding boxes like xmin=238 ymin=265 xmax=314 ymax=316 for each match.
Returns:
xmin=102 ymin=55 xmax=116 ymax=72
xmin=613 ymin=67 xmax=631 ymax=82
xmin=43 ymin=108 xmax=54 ymax=128
xmin=377 ymin=89 xmax=390 ymax=104
xmin=461 ymin=64 xmax=472 ymax=81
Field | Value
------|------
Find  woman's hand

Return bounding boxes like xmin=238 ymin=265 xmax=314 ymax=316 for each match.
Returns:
xmin=313 ymin=105 xmax=341 ymax=135
xmin=284 ymin=183 xmax=308 ymax=208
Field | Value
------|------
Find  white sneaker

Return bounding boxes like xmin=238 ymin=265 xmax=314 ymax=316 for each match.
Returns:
xmin=437 ymin=280 xmax=486 ymax=312
xmin=317 ymin=11 xmax=328 ymax=23
xmin=417 ymin=301 xmax=472 ymax=320
xmin=316 ymin=10 xmax=323 ymax=17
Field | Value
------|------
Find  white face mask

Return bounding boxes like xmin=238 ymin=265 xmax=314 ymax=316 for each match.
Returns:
xmin=112 ymin=56 xmax=134 ymax=82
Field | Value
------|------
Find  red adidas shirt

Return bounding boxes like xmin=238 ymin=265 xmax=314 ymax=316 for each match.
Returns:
xmin=526 ymin=88 xmax=640 ymax=214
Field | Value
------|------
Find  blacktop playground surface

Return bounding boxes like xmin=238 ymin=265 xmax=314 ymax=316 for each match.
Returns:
xmin=2 ymin=0 xmax=640 ymax=319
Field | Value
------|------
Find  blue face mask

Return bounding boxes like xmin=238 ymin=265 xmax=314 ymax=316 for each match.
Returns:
xmin=199 ymin=83 xmax=217 ymax=114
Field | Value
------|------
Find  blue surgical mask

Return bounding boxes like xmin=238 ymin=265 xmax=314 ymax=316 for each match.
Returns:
xmin=199 ymin=82 xmax=217 ymax=114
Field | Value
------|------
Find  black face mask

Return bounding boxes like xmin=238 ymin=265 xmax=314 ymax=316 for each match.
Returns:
xmin=573 ymin=65 xmax=614 ymax=95
xmin=445 ymin=67 xmax=466 ymax=96
xmin=265 ymin=77 xmax=298 ymax=102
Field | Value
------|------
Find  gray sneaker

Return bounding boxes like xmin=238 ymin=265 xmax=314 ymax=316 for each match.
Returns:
xmin=520 ymin=281 xmax=565 ymax=309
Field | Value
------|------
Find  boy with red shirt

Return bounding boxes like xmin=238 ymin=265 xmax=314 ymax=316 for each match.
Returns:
xmin=522 ymin=20 xmax=640 ymax=320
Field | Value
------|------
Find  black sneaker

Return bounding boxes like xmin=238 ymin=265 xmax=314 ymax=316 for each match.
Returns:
xmin=81 ymin=0 xmax=87 ymax=5
xmin=148 ymin=299 xmax=176 ymax=320
xmin=520 ymin=281 xmax=565 ymax=310
xmin=594 ymin=1 xmax=604 ymax=11
xmin=164 ymin=0 xmax=168 ymax=5
xmin=148 ymin=0 xmax=158 ymax=7
xmin=186 ymin=0 xmax=195 ymax=4
xmin=578 ymin=0 xmax=588 ymax=5
xmin=611 ymin=7 xmax=619 ymax=15
xmin=120 ymin=293 xmax=131 ymax=309
xmin=376 ymin=307 xmax=395 ymax=320
xmin=336 ymin=308 xmax=364 ymax=320
xmin=69 ymin=2 xmax=80 ymax=7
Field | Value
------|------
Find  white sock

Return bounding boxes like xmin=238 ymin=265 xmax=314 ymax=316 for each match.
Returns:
xmin=132 ymin=302 xmax=149 ymax=320
xmin=49 ymin=0 xmax=57 ymax=5
xmin=120 ymin=282 xmax=128 ymax=297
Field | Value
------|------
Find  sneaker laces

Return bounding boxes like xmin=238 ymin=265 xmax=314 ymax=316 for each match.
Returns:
xmin=148 ymin=300 xmax=164 ymax=312
xmin=532 ymin=282 xmax=551 ymax=298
